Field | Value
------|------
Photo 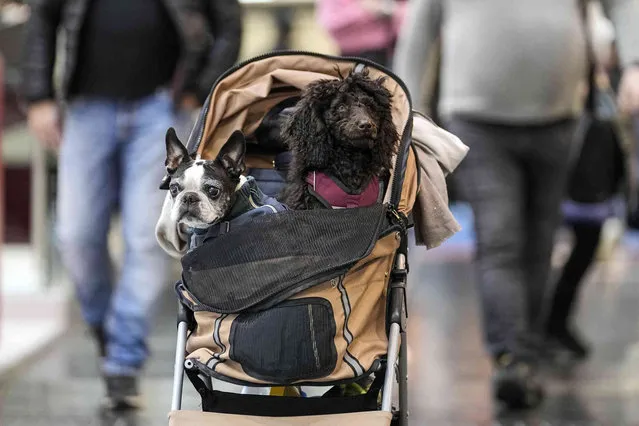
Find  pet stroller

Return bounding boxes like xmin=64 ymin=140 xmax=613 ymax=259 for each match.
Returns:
xmin=168 ymin=52 xmax=420 ymax=426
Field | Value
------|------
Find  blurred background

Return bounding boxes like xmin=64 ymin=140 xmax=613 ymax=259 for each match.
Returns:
xmin=1 ymin=0 xmax=639 ymax=424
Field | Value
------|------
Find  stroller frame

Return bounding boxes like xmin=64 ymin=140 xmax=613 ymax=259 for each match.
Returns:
xmin=165 ymin=51 xmax=415 ymax=425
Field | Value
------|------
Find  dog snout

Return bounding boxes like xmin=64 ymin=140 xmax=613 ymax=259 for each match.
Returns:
xmin=182 ymin=192 xmax=200 ymax=205
xmin=358 ymin=120 xmax=374 ymax=131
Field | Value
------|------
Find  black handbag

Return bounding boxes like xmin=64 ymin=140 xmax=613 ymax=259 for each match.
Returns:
xmin=567 ymin=2 xmax=625 ymax=204
xmin=567 ymin=86 xmax=625 ymax=204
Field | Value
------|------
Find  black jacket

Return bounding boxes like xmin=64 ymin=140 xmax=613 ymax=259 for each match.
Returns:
xmin=22 ymin=0 xmax=242 ymax=105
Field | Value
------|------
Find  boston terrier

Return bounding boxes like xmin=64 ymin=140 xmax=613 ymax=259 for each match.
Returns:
xmin=164 ymin=128 xmax=247 ymax=229
xmin=161 ymin=128 xmax=287 ymax=254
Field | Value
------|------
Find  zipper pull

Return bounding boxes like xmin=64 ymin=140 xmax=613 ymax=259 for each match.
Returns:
xmin=387 ymin=205 xmax=407 ymax=233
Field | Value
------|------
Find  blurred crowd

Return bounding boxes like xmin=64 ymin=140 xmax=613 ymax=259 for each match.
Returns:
xmin=5 ymin=0 xmax=639 ymax=414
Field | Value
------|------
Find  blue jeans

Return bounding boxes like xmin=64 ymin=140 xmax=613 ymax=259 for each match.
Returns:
xmin=56 ymin=90 xmax=177 ymax=375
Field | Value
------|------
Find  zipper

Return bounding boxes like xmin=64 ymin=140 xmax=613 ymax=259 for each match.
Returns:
xmin=189 ymin=50 xmax=414 ymax=207
xmin=186 ymin=91 xmax=212 ymax=154
xmin=387 ymin=204 xmax=407 ymax=234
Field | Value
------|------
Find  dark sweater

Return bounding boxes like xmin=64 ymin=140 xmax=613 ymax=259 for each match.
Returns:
xmin=70 ymin=0 xmax=181 ymax=100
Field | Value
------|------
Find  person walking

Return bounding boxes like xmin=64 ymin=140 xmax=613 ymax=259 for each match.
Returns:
xmin=548 ymin=13 xmax=636 ymax=360
xmin=394 ymin=0 xmax=639 ymax=410
xmin=22 ymin=0 xmax=241 ymax=410
xmin=316 ymin=0 xmax=406 ymax=67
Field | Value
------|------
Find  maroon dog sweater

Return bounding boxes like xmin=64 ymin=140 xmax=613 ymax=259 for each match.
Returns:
xmin=306 ymin=171 xmax=380 ymax=208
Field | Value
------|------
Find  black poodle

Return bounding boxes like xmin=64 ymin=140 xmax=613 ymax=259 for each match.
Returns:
xmin=281 ymin=68 xmax=398 ymax=210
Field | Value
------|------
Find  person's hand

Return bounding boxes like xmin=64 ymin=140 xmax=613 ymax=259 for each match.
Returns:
xmin=617 ymin=65 xmax=639 ymax=114
xmin=27 ymin=100 xmax=62 ymax=149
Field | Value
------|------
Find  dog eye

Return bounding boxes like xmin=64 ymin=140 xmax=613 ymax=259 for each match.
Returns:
xmin=206 ymin=186 xmax=220 ymax=198
xmin=338 ymin=105 xmax=347 ymax=113
xmin=169 ymin=185 xmax=180 ymax=197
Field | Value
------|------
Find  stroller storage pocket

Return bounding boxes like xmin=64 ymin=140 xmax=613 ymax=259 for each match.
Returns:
xmin=230 ymin=298 xmax=337 ymax=382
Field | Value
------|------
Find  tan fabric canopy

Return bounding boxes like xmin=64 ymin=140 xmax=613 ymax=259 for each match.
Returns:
xmin=193 ymin=54 xmax=416 ymax=214
xmin=197 ymin=55 xmax=410 ymax=161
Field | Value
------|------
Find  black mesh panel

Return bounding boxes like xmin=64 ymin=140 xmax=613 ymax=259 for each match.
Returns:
xmin=181 ymin=204 xmax=386 ymax=313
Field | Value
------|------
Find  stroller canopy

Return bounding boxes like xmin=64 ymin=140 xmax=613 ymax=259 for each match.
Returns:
xmin=186 ymin=52 xmax=417 ymax=212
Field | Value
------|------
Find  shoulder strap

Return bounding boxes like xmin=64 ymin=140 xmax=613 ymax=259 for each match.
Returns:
xmin=579 ymin=0 xmax=597 ymax=112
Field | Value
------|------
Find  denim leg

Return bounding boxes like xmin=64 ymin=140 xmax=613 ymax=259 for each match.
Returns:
xmin=56 ymin=100 xmax=119 ymax=328
xmin=103 ymin=91 xmax=174 ymax=375
xmin=447 ymin=119 xmax=528 ymax=358
xmin=522 ymin=121 xmax=574 ymax=331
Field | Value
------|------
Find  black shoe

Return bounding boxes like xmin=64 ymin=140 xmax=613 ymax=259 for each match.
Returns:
xmin=546 ymin=325 xmax=591 ymax=360
xmin=493 ymin=353 xmax=544 ymax=411
xmin=104 ymin=375 xmax=142 ymax=411
xmin=90 ymin=326 xmax=107 ymax=359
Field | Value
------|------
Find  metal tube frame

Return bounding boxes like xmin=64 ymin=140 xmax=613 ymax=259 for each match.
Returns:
xmin=382 ymin=231 xmax=409 ymax=421
xmin=381 ymin=323 xmax=401 ymax=412
xmin=171 ymin=321 xmax=189 ymax=411
xmin=399 ymin=331 xmax=408 ymax=426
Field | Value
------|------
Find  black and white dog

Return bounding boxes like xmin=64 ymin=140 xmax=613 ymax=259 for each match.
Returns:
xmin=164 ymin=128 xmax=247 ymax=229
xmin=157 ymin=128 xmax=286 ymax=256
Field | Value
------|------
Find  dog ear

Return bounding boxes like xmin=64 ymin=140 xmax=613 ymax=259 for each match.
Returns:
xmin=371 ymin=77 xmax=393 ymax=108
xmin=216 ymin=130 xmax=246 ymax=179
xmin=283 ymin=79 xmax=341 ymax=169
xmin=165 ymin=127 xmax=189 ymax=174
xmin=355 ymin=74 xmax=392 ymax=109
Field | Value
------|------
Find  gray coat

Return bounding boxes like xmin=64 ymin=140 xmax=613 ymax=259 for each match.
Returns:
xmin=393 ymin=0 xmax=639 ymax=124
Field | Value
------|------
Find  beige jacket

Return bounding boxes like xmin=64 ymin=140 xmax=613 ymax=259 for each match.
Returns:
xmin=411 ymin=112 xmax=468 ymax=248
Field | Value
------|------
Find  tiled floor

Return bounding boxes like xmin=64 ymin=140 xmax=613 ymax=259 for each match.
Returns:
xmin=2 ymin=232 xmax=639 ymax=425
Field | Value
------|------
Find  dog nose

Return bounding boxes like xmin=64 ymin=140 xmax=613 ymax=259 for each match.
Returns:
xmin=358 ymin=120 xmax=373 ymax=131
xmin=183 ymin=192 xmax=199 ymax=204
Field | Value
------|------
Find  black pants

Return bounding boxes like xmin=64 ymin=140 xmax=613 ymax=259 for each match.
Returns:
xmin=447 ymin=118 xmax=575 ymax=358
xmin=547 ymin=222 xmax=602 ymax=329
